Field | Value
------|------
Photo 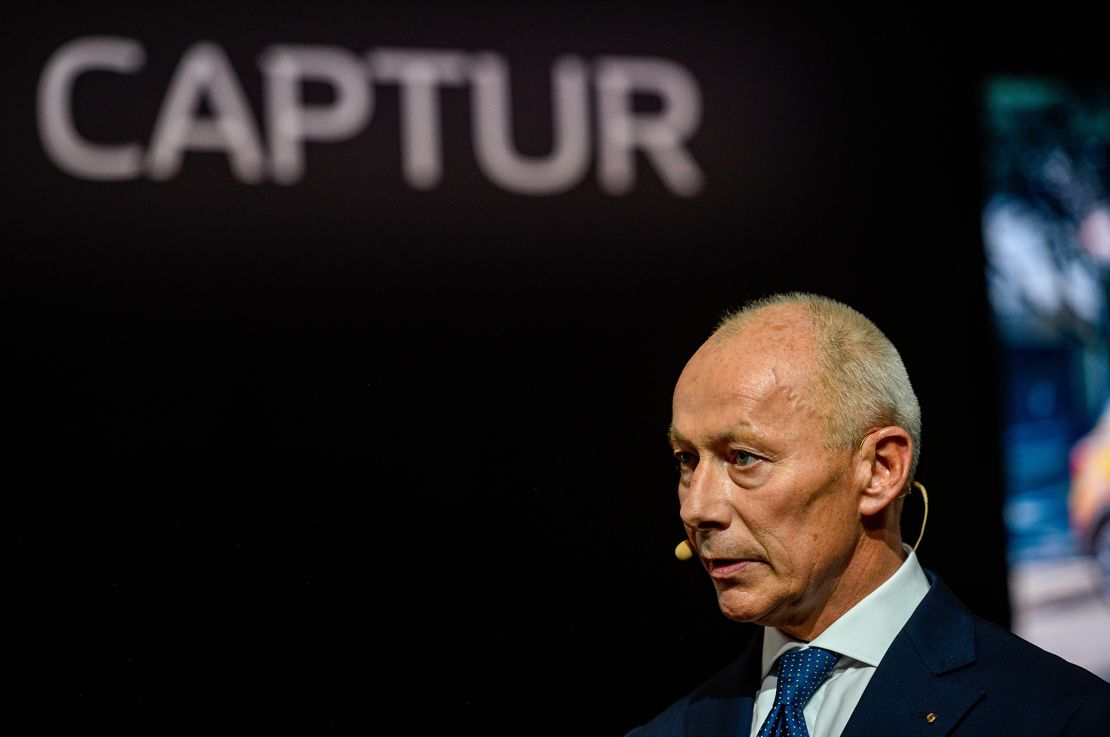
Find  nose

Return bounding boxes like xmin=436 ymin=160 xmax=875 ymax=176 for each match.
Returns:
xmin=678 ymin=457 xmax=733 ymax=532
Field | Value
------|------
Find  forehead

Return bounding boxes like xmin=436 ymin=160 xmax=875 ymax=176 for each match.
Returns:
xmin=671 ymin=309 xmax=823 ymax=440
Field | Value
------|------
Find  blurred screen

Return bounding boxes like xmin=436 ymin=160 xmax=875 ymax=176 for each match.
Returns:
xmin=982 ymin=75 xmax=1110 ymax=678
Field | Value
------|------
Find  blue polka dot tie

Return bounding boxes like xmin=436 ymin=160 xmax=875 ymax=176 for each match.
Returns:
xmin=756 ymin=647 xmax=841 ymax=737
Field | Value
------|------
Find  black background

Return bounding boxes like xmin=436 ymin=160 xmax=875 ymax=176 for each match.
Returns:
xmin=5 ymin=4 xmax=1096 ymax=734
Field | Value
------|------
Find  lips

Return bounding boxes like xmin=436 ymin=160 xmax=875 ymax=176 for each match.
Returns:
xmin=707 ymin=558 xmax=758 ymax=577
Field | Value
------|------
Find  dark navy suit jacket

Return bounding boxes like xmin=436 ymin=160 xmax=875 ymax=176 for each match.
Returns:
xmin=627 ymin=573 xmax=1110 ymax=736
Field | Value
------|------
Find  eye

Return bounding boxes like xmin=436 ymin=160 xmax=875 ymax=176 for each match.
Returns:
xmin=731 ymin=449 xmax=760 ymax=467
xmin=673 ymin=451 xmax=697 ymax=484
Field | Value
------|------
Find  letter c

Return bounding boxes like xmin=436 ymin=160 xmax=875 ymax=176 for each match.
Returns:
xmin=38 ymin=36 xmax=146 ymax=180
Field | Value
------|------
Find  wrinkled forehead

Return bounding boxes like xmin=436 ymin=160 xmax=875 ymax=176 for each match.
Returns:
xmin=672 ymin=315 xmax=823 ymax=434
xmin=677 ymin=310 xmax=818 ymax=398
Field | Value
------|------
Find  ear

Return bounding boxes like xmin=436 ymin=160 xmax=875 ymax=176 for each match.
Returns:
xmin=856 ymin=426 xmax=912 ymax=517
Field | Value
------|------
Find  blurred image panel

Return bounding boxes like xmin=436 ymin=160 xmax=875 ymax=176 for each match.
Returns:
xmin=982 ymin=75 xmax=1110 ymax=679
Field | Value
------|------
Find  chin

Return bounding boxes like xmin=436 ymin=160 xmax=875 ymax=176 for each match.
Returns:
xmin=715 ymin=589 xmax=769 ymax=624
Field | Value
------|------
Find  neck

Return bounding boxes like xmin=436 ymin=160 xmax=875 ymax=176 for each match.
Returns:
xmin=774 ymin=535 xmax=906 ymax=641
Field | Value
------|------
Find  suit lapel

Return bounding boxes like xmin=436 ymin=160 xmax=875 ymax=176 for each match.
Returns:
xmin=685 ymin=628 xmax=764 ymax=737
xmin=840 ymin=574 xmax=985 ymax=737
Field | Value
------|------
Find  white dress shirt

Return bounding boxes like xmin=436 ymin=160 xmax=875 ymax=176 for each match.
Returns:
xmin=749 ymin=546 xmax=930 ymax=737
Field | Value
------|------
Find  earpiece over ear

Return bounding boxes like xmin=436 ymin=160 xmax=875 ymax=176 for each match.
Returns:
xmin=902 ymin=480 xmax=928 ymax=551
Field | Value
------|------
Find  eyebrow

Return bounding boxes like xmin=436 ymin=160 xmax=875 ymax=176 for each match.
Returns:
xmin=668 ymin=422 xmax=766 ymax=448
xmin=667 ymin=426 xmax=689 ymax=448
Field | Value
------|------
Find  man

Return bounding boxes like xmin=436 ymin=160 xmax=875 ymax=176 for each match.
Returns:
xmin=628 ymin=293 xmax=1110 ymax=737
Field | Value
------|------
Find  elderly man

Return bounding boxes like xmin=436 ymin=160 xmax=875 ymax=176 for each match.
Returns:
xmin=628 ymin=293 xmax=1110 ymax=737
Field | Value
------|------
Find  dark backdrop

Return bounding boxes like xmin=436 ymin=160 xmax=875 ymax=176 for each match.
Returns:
xmin=5 ymin=4 xmax=1092 ymax=734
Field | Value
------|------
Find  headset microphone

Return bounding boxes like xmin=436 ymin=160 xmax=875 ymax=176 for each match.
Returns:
xmin=673 ymin=481 xmax=929 ymax=560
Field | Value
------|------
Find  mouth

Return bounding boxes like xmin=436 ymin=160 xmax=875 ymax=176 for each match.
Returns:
xmin=706 ymin=558 xmax=759 ymax=578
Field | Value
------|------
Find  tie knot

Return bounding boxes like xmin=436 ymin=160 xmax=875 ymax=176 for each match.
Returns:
xmin=774 ymin=647 xmax=840 ymax=707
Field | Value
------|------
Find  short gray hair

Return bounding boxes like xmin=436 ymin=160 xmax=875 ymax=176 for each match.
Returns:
xmin=714 ymin=292 xmax=921 ymax=485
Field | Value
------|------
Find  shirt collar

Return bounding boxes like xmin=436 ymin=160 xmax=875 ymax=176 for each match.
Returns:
xmin=760 ymin=545 xmax=931 ymax=677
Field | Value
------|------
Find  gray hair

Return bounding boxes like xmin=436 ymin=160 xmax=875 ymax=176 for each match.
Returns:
xmin=714 ymin=292 xmax=921 ymax=485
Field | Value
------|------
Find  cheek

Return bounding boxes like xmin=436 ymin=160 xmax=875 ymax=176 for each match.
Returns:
xmin=796 ymin=498 xmax=860 ymax=571
xmin=748 ymin=515 xmax=801 ymax=572
xmin=755 ymin=494 xmax=846 ymax=572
